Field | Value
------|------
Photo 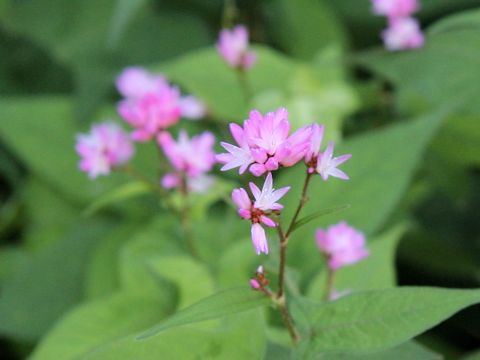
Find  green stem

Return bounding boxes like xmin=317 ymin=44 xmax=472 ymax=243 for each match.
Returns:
xmin=236 ymin=69 xmax=252 ymax=105
xmin=323 ymin=266 xmax=335 ymax=301
xmin=179 ymin=177 xmax=199 ymax=260
xmin=273 ymin=171 xmax=314 ymax=345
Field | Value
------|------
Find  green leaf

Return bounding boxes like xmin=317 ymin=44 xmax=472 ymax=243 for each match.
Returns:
xmin=292 ymin=204 xmax=350 ymax=232
xmin=266 ymin=0 xmax=347 ymax=59
xmin=83 ymin=181 xmax=152 ymax=216
xmin=118 ymin=215 xmax=181 ymax=297
xmin=281 ymin=111 xmax=445 ymax=237
xmin=156 ymin=46 xmax=297 ymax=121
xmin=319 ymin=341 xmax=440 ymax=360
xmin=30 ymin=292 xmax=168 ymax=360
xmin=107 ymin=0 xmax=147 ymax=48
xmin=430 ymin=115 xmax=480 ymax=167
xmin=0 ymin=97 xmax=123 ymax=204
xmin=83 ymin=310 xmax=267 ymax=360
xmin=0 ymin=221 xmax=111 ymax=341
xmin=147 ymin=256 xmax=215 ymax=309
xmin=137 ymin=287 xmax=271 ymax=340
xmin=357 ymin=18 xmax=480 ymax=116
xmin=84 ymin=222 xmax=141 ymax=300
xmin=428 ymin=8 xmax=480 ymax=35
xmin=307 ymin=225 xmax=406 ymax=299
xmin=297 ymin=287 xmax=480 ymax=355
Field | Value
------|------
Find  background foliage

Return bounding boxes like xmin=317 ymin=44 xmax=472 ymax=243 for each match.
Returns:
xmin=0 ymin=0 xmax=479 ymax=359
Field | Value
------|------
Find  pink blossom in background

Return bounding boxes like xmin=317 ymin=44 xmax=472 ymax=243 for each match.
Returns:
xmin=316 ymin=222 xmax=369 ymax=270
xmin=75 ymin=122 xmax=134 ymax=179
xmin=371 ymin=0 xmax=418 ymax=18
xmin=117 ymin=83 xmax=181 ymax=142
xmin=382 ymin=17 xmax=424 ymax=51
xmin=217 ymin=108 xmax=311 ymax=176
xmin=116 ymin=67 xmax=167 ymax=99
xmin=217 ymin=25 xmax=256 ymax=70
xmin=179 ymin=95 xmax=207 ymax=120
xmin=158 ymin=130 xmax=216 ymax=192
xmin=249 ymin=278 xmax=261 ymax=289
xmin=232 ymin=173 xmax=290 ymax=255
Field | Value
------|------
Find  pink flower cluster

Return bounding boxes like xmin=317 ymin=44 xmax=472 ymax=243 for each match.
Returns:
xmin=158 ymin=131 xmax=216 ymax=193
xmin=116 ymin=67 xmax=206 ymax=142
xmin=75 ymin=122 xmax=134 ymax=179
xmin=371 ymin=0 xmax=424 ymax=51
xmin=217 ymin=108 xmax=351 ymax=180
xmin=217 ymin=25 xmax=256 ymax=70
xmin=219 ymin=107 xmax=352 ymax=255
xmin=316 ymin=222 xmax=369 ymax=270
xmin=232 ymin=173 xmax=290 ymax=255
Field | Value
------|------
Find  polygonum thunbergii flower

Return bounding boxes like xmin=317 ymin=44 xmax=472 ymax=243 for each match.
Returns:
xmin=116 ymin=66 xmax=167 ymax=99
xmin=75 ymin=122 xmax=134 ymax=179
xmin=382 ymin=17 xmax=424 ymax=51
xmin=304 ymin=124 xmax=351 ymax=180
xmin=232 ymin=173 xmax=290 ymax=255
xmin=116 ymin=67 xmax=181 ymax=142
xmin=217 ymin=25 xmax=256 ymax=70
xmin=158 ymin=130 xmax=216 ymax=193
xmin=217 ymin=108 xmax=311 ymax=176
xmin=179 ymin=95 xmax=207 ymax=120
xmin=371 ymin=0 xmax=418 ymax=18
xmin=316 ymin=221 xmax=369 ymax=270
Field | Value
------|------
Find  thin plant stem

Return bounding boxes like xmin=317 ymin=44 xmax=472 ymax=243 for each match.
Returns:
xmin=323 ymin=267 xmax=335 ymax=301
xmin=236 ymin=69 xmax=252 ymax=104
xmin=286 ymin=171 xmax=314 ymax=238
xmin=273 ymin=171 xmax=315 ymax=345
xmin=222 ymin=0 xmax=237 ymax=28
xmin=179 ymin=177 xmax=199 ymax=260
xmin=276 ymin=223 xmax=288 ymax=298
xmin=118 ymin=165 xmax=164 ymax=195
xmin=276 ymin=297 xmax=301 ymax=345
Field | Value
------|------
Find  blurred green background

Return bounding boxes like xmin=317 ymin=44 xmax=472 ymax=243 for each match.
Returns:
xmin=0 ymin=0 xmax=479 ymax=359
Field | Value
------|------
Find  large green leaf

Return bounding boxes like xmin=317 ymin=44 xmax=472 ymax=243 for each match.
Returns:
xmin=31 ymin=292 xmax=167 ymax=360
xmin=118 ymin=215 xmax=181 ymax=297
xmin=84 ymin=221 xmax=141 ymax=300
xmin=266 ymin=0 xmax=347 ymax=59
xmin=84 ymin=311 xmax=267 ymax=360
xmin=137 ymin=287 xmax=270 ymax=340
xmin=22 ymin=177 xmax=79 ymax=250
xmin=0 ymin=97 xmax=123 ymax=203
xmin=297 ymin=287 xmax=480 ymax=356
xmin=156 ymin=46 xmax=296 ymax=121
xmin=307 ymin=225 xmax=405 ymax=299
xmin=1 ymin=0 xmax=211 ymax=119
xmin=430 ymin=115 xmax=480 ymax=167
xmin=147 ymin=256 xmax=215 ymax=309
xmin=357 ymin=13 xmax=480 ymax=116
xmin=282 ymin=110 xmax=445 ymax=238
xmin=0 ymin=221 xmax=111 ymax=341
xmin=320 ymin=341 xmax=440 ymax=360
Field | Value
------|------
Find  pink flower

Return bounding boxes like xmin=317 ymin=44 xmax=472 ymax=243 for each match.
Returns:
xmin=316 ymin=142 xmax=351 ymax=181
xmin=382 ymin=17 xmax=424 ymax=51
xmin=179 ymin=95 xmax=207 ymax=120
xmin=158 ymin=130 xmax=216 ymax=193
xmin=117 ymin=84 xmax=181 ymax=142
xmin=217 ymin=108 xmax=312 ymax=176
xmin=116 ymin=67 xmax=167 ymax=99
xmin=217 ymin=25 xmax=256 ymax=70
xmin=371 ymin=0 xmax=418 ymax=18
xmin=75 ymin=122 xmax=134 ymax=179
xmin=249 ymin=265 xmax=267 ymax=290
xmin=232 ymin=173 xmax=290 ymax=255
xmin=316 ymin=222 xmax=369 ymax=270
